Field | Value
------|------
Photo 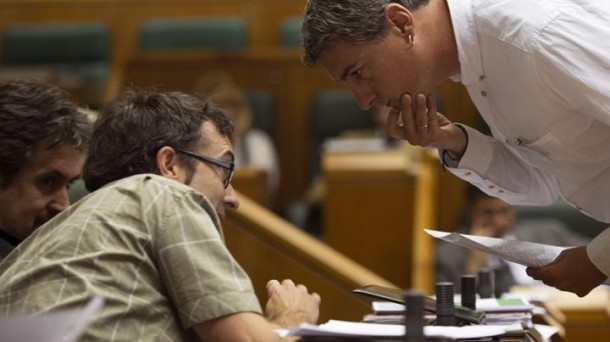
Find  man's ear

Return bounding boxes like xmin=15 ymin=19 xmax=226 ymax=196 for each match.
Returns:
xmin=385 ymin=3 xmax=414 ymax=37
xmin=156 ymin=146 xmax=181 ymax=181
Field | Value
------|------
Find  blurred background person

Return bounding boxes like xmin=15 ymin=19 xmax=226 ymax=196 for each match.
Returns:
xmin=0 ymin=79 xmax=91 ymax=259
xmin=435 ymin=184 xmax=590 ymax=295
xmin=194 ymin=71 xmax=280 ymax=201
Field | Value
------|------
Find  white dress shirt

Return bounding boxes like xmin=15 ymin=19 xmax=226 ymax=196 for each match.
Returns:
xmin=445 ymin=0 xmax=610 ymax=276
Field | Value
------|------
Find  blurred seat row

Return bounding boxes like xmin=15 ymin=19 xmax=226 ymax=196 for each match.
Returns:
xmin=0 ymin=16 xmax=376 ymax=200
xmin=0 ymin=16 xmax=302 ymax=105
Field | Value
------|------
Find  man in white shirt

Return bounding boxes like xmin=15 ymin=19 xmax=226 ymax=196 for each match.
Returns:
xmin=301 ymin=0 xmax=610 ymax=296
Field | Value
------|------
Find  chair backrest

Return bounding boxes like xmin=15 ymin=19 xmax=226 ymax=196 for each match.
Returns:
xmin=516 ymin=199 xmax=608 ymax=239
xmin=2 ymin=21 xmax=108 ymax=66
xmin=244 ymin=89 xmax=275 ymax=139
xmin=279 ymin=17 xmax=302 ymax=48
xmin=137 ymin=17 xmax=247 ymax=50
xmin=309 ymin=89 xmax=375 ymax=180
xmin=1 ymin=21 xmax=109 ymax=85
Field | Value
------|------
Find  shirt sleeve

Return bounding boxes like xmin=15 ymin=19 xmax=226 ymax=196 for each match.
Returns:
xmin=154 ymin=189 xmax=262 ymax=329
xmin=445 ymin=125 xmax=561 ymax=205
xmin=587 ymin=228 xmax=610 ymax=278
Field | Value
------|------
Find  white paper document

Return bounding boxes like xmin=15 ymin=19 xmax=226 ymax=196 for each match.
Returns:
xmin=425 ymin=228 xmax=568 ymax=267
xmin=0 ymin=296 xmax=103 ymax=342
xmin=278 ymin=320 xmax=522 ymax=339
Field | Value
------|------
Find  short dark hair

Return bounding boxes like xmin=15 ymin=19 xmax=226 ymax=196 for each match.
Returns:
xmin=0 ymin=78 xmax=91 ymax=187
xmin=301 ymin=0 xmax=429 ymax=66
xmin=83 ymin=89 xmax=234 ymax=191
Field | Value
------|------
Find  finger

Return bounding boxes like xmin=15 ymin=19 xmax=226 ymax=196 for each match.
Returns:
xmin=525 ymin=267 xmax=540 ymax=279
xmin=400 ymin=93 xmax=416 ymax=135
xmin=415 ymin=94 xmax=429 ymax=132
xmin=281 ymin=279 xmax=296 ymax=287
xmin=427 ymin=94 xmax=439 ymax=132
xmin=311 ymin=292 xmax=321 ymax=304
xmin=266 ymin=279 xmax=280 ymax=291
xmin=296 ymin=284 xmax=308 ymax=292
xmin=386 ymin=107 xmax=403 ymax=138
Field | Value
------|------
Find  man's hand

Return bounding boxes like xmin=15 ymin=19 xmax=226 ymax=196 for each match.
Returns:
xmin=386 ymin=93 xmax=467 ymax=156
xmin=526 ymin=246 xmax=608 ymax=297
xmin=264 ymin=279 xmax=321 ymax=328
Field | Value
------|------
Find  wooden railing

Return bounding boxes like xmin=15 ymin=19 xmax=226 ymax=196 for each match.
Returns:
xmin=224 ymin=192 xmax=396 ymax=322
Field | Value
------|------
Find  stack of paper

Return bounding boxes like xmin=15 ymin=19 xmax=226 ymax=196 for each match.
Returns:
xmin=277 ymin=320 xmax=523 ymax=340
xmin=475 ymin=297 xmax=534 ymax=325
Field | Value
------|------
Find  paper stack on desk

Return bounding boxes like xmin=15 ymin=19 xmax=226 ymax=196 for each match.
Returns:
xmin=277 ymin=320 xmax=523 ymax=340
xmin=475 ymin=297 xmax=535 ymax=325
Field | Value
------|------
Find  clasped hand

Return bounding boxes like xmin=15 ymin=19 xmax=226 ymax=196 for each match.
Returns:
xmin=386 ymin=93 xmax=467 ymax=156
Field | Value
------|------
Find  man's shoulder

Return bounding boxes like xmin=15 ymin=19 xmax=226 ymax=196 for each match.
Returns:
xmin=86 ymin=174 xmax=214 ymax=217
xmin=102 ymin=174 xmax=202 ymax=200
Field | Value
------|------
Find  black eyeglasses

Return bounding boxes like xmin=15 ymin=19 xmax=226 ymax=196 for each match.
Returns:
xmin=174 ymin=149 xmax=234 ymax=188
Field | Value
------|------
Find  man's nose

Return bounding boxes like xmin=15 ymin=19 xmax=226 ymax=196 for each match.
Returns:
xmin=48 ymin=187 xmax=70 ymax=214
xmin=224 ymin=184 xmax=240 ymax=210
xmin=348 ymin=83 xmax=376 ymax=110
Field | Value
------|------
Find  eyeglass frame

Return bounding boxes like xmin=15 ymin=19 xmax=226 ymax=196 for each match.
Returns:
xmin=174 ymin=148 xmax=235 ymax=188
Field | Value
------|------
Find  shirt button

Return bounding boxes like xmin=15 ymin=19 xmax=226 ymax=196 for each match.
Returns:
xmin=576 ymin=206 xmax=582 ymax=211
xmin=499 ymin=189 xmax=504 ymax=194
xmin=465 ymin=172 xmax=472 ymax=176
xmin=479 ymin=75 xmax=485 ymax=81
xmin=481 ymin=90 xmax=487 ymax=97
xmin=488 ymin=185 xmax=495 ymax=189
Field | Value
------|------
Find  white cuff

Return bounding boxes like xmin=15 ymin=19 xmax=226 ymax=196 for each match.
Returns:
xmin=587 ymin=228 xmax=610 ymax=277
xmin=457 ymin=125 xmax=494 ymax=175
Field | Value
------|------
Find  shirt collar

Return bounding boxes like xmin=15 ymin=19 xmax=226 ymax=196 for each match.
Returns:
xmin=446 ymin=0 xmax=485 ymax=85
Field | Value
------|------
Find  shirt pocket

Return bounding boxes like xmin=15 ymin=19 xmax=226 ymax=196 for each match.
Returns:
xmin=523 ymin=128 xmax=609 ymax=164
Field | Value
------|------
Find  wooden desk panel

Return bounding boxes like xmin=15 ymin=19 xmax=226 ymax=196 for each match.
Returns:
xmin=513 ymin=286 xmax=610 ymax=342
xmin=224 ymin=193 xmax=396 ymax=322
xmin=322 ymin=148 xmax=437 ymax=294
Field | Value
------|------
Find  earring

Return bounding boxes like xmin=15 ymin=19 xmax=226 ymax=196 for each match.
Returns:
xmin=408 ymin=34 xmax=414 ymax=46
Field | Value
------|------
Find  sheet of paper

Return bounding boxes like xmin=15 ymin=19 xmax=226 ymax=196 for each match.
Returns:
xmin=425 ymin=228 xmax=568 ymax=267
xmin=279 ymin=320 xmax=521 ymax=339
xmin=0 ymin=296 xmax=103 ymax=342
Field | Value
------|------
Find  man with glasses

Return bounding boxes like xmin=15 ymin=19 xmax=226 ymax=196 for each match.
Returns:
xmin=0 ymin=89 xmax=320 ymax=341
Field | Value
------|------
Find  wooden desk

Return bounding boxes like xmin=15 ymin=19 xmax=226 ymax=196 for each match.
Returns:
xmin=224 ymin=192 xmax=396 ymax=322
xmin=322 ymin=147 xmax=437 ymax=294
xmin=512 ymin=286 xmax=610 ymax=342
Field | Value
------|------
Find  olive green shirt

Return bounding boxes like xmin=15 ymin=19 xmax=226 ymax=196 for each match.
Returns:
xmin=0 ymin=174 xmax=262 ymax=341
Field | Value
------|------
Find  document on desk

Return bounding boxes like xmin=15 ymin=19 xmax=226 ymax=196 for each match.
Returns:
xmin=0 ymin=296 xmax=103 ymax=342
xmin=425 ymin=228 xmax=568 ymax=267
xmin=277 ymin=320 xmax=521 ymax=340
